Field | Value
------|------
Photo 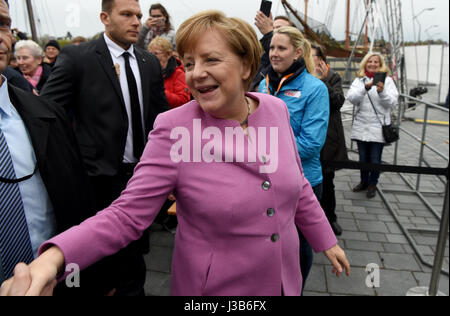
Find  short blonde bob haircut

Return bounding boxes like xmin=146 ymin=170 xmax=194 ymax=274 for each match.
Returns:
xmin=148 ymin=36 xmax=173 ymax=56
xmin=357 ymin=53 xmax=391 ymax=78
xmin=273 ymin=26 xmax=315 ymax=76
xmin=176 ymin=10 xmax=261 ymax=91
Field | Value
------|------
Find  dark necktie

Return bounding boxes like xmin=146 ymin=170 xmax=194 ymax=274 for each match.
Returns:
xmin=0 ymin=129 xmax=34 ymax=282
xmin=122 ymin=52 xmax=145 ymax=160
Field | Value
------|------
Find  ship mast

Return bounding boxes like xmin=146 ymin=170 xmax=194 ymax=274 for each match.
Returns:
xmin=345 ymin=0 xmax=350 ymax=49
xmin=304 ymin=0 xmax=308 ymax=26
xmin=25 ymin=0 xmax=38 ymax=41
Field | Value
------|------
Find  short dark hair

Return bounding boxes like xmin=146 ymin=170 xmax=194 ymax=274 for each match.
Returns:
xmin=102 ymin=0 xmax=115 ymax=13
xmin=274 ymin=16 xmax=294 ymax=26
xmin=312 ymin=44 xmax=327 ymax=64
xmin=149 ymin=3 xmax=173 ymax=31
xmin=102 ymin=0 xmax=138 ymax=13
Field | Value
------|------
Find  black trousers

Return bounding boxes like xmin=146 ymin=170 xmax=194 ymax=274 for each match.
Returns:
xmin=88 ymin=163 xmax=148 ymax=296
xmin=320 ymin=172 xmax=337 ymax=223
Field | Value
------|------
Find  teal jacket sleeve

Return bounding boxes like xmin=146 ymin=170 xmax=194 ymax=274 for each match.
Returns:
xmin=296 ymin=84 xmax=330 ymax=161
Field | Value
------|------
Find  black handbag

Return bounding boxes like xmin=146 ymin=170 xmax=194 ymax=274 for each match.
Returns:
xmin=367 ymin=93 xmax=399 ymax=144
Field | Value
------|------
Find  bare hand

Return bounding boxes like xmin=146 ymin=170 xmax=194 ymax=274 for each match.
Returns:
xmin=145 ymin=17 xmax=162 ymax=29
xmin=316 ymin=60 xmax=328 ymax=80
xmin=0 ymin=247 xmax=64 ymax=296
xmin=324 ymin=245 xmax=351 ymax=277
xmin=255 ymin=11 xmax=273 ymax=35
xmin=376 ymin=82 xmax=384 ymax=93
xmin=365 ymin=81 xmax=373 ymax=91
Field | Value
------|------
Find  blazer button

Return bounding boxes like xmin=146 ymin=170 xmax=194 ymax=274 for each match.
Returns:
xmin=262 ymin=181 xmax=271 ymax=191
xmin=271 ymin=234 xmax=279 ymax=243
xmin=267 ymin=208 xmax=275 ymax=217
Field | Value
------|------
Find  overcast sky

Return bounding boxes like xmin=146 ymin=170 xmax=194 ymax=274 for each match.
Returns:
xmin=10 ymin=0 xmax=449 ymax=43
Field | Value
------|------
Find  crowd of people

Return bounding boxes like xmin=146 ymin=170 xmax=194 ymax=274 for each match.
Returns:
xmin=0 ymin=0 xmax=402 ymax=296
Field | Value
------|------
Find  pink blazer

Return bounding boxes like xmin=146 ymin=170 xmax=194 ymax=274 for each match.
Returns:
xmin=41 ymin=93 xmax=337 ymax=296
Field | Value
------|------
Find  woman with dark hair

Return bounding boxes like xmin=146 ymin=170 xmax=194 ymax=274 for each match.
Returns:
xmin=312 ymin=44 xmax=348 ymax=236
xmin=137 ymin=3 xmax=176 ymax=51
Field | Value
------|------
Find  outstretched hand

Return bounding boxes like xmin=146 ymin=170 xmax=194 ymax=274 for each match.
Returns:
xmin=0 ymin=247 xmax=63 ymax=296
xmin=324 ymin=245 xmax=351 ymax=277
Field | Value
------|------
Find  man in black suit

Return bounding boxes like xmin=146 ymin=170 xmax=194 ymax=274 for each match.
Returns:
xmin=41 ymin=0 xmax=169 ymax=296
xmin=0 ymin=0 xmax=108 ymax=295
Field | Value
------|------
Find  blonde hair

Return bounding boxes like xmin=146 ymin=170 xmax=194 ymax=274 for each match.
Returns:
xmin=357 ymin=53 xmax=391 ymax=78
xmin=176 ymin=10 xmax=261 ymax=91
xmin=148 ymin=36 xmax=173 ymax=55
xmin=273 ymin=26 xmax=315 ymax=75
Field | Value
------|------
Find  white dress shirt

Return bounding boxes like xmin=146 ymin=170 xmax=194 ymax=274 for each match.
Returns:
xmin=104 ymin=34 xmax=145 ymax=163
xmin=0 ymin=76 xmax=56 ymax=258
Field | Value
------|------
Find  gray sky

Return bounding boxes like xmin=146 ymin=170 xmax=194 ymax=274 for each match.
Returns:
xmin=10 ymin=0 xmax=449 ymax=43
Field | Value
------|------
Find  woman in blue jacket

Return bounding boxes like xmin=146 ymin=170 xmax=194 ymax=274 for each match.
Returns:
xmin=259 ymin=26 xmax=330 ymax=293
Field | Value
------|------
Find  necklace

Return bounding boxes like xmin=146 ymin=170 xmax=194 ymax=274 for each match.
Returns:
xmin=240 ymin=97 xmax=251 ymax=127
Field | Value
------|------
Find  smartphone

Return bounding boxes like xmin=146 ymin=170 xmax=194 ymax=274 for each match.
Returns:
xmin=260 ymin=0 xmax=272 ymax=17
xmin=373 ymin=72 xmax=387 ymax=85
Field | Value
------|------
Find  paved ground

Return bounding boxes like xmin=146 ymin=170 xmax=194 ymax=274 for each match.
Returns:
xmin=143 ymin=85 xmax=449 ymax=296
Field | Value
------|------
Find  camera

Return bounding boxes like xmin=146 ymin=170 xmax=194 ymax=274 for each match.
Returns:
xmin=408 ymin=86 xmax=428 ymax=108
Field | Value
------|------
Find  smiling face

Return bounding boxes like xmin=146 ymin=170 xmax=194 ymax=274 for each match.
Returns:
xmin=365 ymin=55 xmax=382 ymax=73
xmin=101 ymin=0 xmax=143 ymax=50
xmin=45 ymin=46 xmax=59 ymax=60
xmin=183 ymin=30 xmax=251 ymax=121
xmin=16 ymin=47 xmax=42 ymax=76
xmin=269 ymin=33 xmax=302 ymax=76
xmin=0 ymin=0 xmax=13 ymax=77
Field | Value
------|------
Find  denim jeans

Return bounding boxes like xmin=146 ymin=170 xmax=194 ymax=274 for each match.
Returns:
xmin=357 ymin=141 xmax=385 ymax=185
xmin=299 ymin=183 xmax=323 ymax=294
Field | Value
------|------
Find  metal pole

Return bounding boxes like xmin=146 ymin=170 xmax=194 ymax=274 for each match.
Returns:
xmin=428 ymin=178 xmax=449 ymax=296
xmin=344 ymin=1 xmax=372 ymax=83
xmin=437 ymin=44 xmax=445 ymax=104
xmin=415 ymin=105 xmax=429 ymax=191
xmin=25 ymin=0 xmax=38 ymax=42
xmin=411 ymin=0 xmax=420 ymax=85
xmin=426 ymin=43 xmax=431 ymax=86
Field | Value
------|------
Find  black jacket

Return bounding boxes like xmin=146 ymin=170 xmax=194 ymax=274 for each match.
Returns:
xmin=16 ymin=63 xmax=51 ymax=94
xmin=8 ymin=85 xmax=114 ymax=295
xmin=41 ymin=35 xmax=170 ymax=177
xmin=320 ymin=69 xmax=348 ymax=173
xmin=4 ymin=66 xmax=33 ymax=92
xmin=8 ymin=84 xmax=93 ymax=231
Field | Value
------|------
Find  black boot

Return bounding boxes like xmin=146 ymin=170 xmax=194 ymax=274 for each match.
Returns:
xmin=367 ymin=184 xmax=377 ymax=199
xmin=353 ymin=182 xmax=369 ymax=192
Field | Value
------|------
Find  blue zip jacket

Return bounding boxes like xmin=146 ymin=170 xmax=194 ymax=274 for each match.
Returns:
xmin=259 ymin=69 xmax=330 ymax=187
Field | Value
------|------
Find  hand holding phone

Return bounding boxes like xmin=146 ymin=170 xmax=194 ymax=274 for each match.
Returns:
xmin=372 ymin=72 xmax=387 ymax=86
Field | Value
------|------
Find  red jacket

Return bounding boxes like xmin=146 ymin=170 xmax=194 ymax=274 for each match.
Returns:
xmin=163 ymin=57 xmax=191 ymax=108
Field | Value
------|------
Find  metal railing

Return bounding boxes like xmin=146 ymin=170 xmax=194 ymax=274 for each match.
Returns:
xmin=377 ymin=95 xmax=448 ymax=296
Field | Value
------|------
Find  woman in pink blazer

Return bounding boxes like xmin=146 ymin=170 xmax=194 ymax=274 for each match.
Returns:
xmin=1 ymin=10 xmax=349 ymax=297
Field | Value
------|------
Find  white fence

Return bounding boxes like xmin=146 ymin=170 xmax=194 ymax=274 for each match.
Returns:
xmin=404 ymin=45 xmax=449 ymax=104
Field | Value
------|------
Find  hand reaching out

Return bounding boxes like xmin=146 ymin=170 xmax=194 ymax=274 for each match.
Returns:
xmin=0 ymin=247 xmax=64 ymax=296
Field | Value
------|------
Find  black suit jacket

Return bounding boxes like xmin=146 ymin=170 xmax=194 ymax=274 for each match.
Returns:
xmin=41 ymin=35 xmax=170 ymax=177
xmin=7 ymin=84 xmax=112 ymax=295
xmin=8 ymin=84 xmax=93 ymax=231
